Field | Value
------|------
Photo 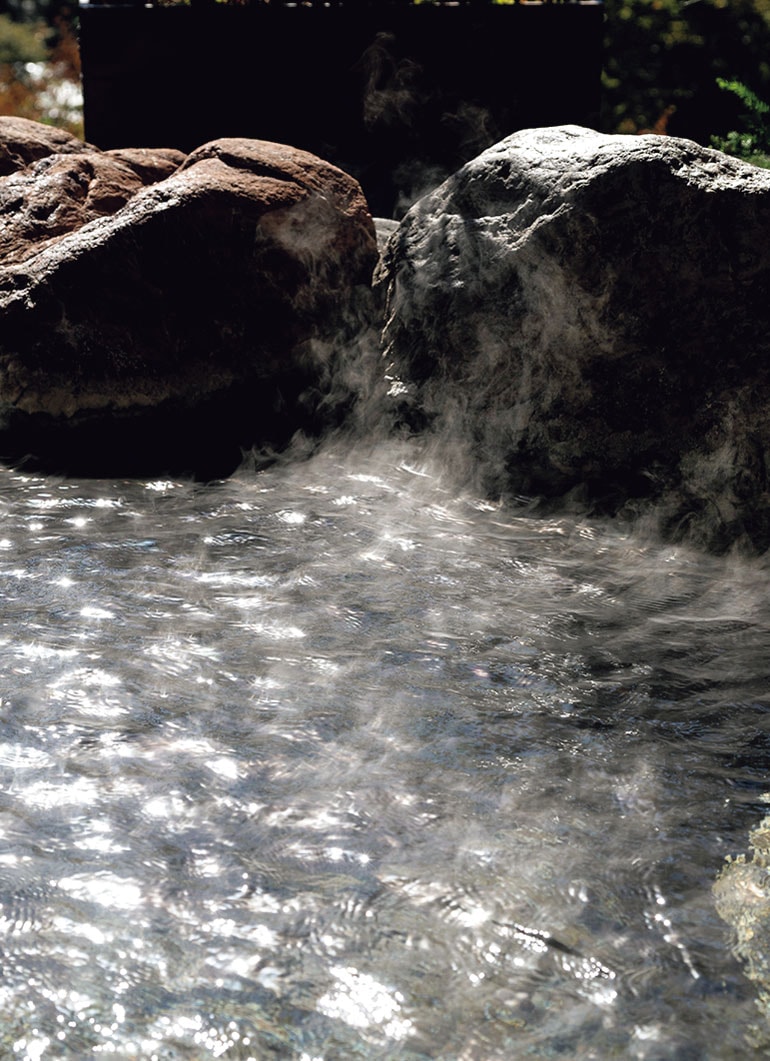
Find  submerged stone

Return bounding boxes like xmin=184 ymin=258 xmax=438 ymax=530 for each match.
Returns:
xmin=377 ymin=125 xmax=770 ymax=553
xmin=715 ymin=821 xmax=770 ymax=1048
xmin=0 ymin=121 xmax=377 ymax=478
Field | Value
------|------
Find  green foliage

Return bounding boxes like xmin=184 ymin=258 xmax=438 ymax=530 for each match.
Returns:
xmin=602 ymin=0 xmax=770 ymax=144
xmin=602 ymin=0 xmax=702 ymax=133
xmin=0 ymin=13 xmax=46 ymax=64
xmin=710 ymin=77 xmax=770 ymax=167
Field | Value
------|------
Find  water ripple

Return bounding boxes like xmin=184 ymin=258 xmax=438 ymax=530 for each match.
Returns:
xmin=0 ymin=445 xmax=766 ymax=1058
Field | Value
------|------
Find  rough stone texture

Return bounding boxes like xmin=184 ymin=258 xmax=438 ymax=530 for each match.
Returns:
xmin=377 ymin=125 xmax=770 ymax=553
xmin=0 ymin=127 xmax=378 ymax=477
xmin=0 ymin=120 xmax=186 ymax=277
xmin=0 ymin=116 xmax=92 ymax=176
xmin=106 ymin=147 xmax=186 ymax=185
xmin=1 ymin=153 xmax=146 ymax=265
xmin=714 ymin=820 xmax=770 ymax=1048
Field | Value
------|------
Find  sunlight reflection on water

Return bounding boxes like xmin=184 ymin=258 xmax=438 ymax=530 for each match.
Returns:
xmin=0 ymin=440 xmax=768 ymax=1058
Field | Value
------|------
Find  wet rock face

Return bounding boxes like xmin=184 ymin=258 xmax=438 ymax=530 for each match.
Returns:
xmin=0 ymin=121 xmax=377 ymax=478
xmin=378 ymin=125 xmax=770 ymax=553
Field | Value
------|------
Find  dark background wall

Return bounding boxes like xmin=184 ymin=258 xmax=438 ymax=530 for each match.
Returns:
xmin=79 ymin=2 xmax=604 ymax=216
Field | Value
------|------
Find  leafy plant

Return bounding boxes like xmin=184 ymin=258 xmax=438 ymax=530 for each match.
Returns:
xmin=601 ymin=0 xmax=770 ymax=144
xmin=710 ymin=77 xmax=770 ymax=167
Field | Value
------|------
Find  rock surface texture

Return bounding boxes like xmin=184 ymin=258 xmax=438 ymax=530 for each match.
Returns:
xmin=377 ymin=125 xmax=770 ymax=552
xmin=0 ymin=118 xmax=377 ymax=477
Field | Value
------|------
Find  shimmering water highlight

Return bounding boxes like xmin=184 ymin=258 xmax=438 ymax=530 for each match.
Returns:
xmin=0 ymin=439 xmax=769 ymax=1059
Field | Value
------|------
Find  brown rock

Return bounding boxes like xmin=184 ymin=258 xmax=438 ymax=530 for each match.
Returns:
xmin=106 ymin=147 xmax=186 ymax=185
xmin=0 ymin=116 xmax=91 ymax=176
xmin=0 ymin=128 xmax=187 ymax=268
xmin=0 ymin=153 xmax=145 ymax=265
xmin=0 ymin=127 xmax=378 ymax=478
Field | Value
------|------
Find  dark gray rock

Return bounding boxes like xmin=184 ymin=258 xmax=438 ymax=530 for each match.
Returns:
xmin=0 ymin=129 xmax=378 ymax=477
xmin=377 ymin=125 xmax=770 ymax=553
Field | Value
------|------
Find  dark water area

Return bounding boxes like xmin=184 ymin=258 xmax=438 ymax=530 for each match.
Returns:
xmin=1 ymin=436 xmax=769 ymax=1059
